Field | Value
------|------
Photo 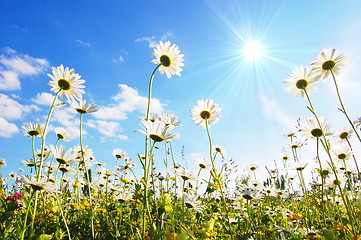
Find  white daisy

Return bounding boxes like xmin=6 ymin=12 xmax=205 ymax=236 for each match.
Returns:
xmin=183 ymin=194 xmax=204 ymax=212
xmin=333 ymin=126 xmax=353 ymax=145
xmin=284 ymin=66 xmax=318 ymax=97
xmin=158 ymin=113 xmax=181 ymax=126
xmin=151 ymin=41 xmax=184 ymax=79
xmin=22 ymin=176 xmax=57 ymax=192
xmin=54 ymin=127 xmax=71 ymax=141
xmin=311 ymin=48 xmax=346 ymax=80
xmin=190 ymin=99 xmax=221 ymax=129
xmin=47 ymin=64 xmax=85 ymax=101
xmin=0 ymin=158 xmax=7 ymax=167
xmin=68 ymin=98 xmax=98 ymax=114
xmin=136 ymin=118 xmax=179 ymax=142
xmin=21 ymin=122 xmax=41 ymax=137
xmin=300 ymin=117 xmax=333 ymax=139
xmin=112 ymin=148 xmax=127 ymax=159
xmin=50 ymin=145 xmax=78 ymax=166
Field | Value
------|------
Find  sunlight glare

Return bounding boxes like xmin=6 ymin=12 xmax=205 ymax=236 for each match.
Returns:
xmin=243 ymin=41 xmax=264 ymax=61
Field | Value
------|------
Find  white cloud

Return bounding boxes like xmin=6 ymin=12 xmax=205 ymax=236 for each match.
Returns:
xmin=260 ymin=95 xmax=295 ymax=129
xmin=0 ymin=48 xmax=49 ymax=90
xmin=119 ymin=56 xmax=124 ymax=62
xmin=75 ymin=39 xmax=92 ymax=47
xmin=0 ymin=93 xmax=38 ymax=120
xmin=32 ymin=92 xmax=62 ymax=106
xmin=93 ymin=84 xmax=165 ymax=120
xmin=86 ymin=119 xmax=128 ymax=140
xmin=135 ymin=32 xmax=173 ymax=48
xmin=0 ymin=117 xmax=19 ymax=137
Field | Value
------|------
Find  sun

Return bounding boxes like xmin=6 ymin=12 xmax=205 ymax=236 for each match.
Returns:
xmin=242 ymin=41 xmax=264 ymax=61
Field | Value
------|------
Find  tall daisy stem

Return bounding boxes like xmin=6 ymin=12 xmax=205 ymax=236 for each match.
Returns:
xmin=331 ymin=70 xmax=361 ymax=143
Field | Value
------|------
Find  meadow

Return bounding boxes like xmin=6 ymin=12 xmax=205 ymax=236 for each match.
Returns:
xmin=0 ymin=41 xmax=361 ymax=240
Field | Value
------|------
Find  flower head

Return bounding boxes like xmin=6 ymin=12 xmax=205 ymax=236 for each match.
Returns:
xmin=68 ymin=98 xmax=98 ymax=114
xmin=22 ymin=176 xmax=57 ymax=192
xmin=50 ymin=145 xmax=78 ymax=166
xmin=54 ymin=127 xmax=71 ymax=141
xmin=332 ymin=146 xmax=353 ymax=161
xmin=184 ymin=194 xmax=204 ymax=212
xmin=284 ymin=66 xmax=318 ymax=97
xmin=152 ymin=41 xmax=184 ymax=78
xmin=21 ymin=122 xmax=41 ymax=137
xmin=311 ymin=48 xmax=346 ymax=79
xmin=136 ymin=118 xmax=179 ymax=142
xmin=300 ymin=117 xmax=333 ymax=139
xmin=47 ymin=64 xmax=85 ymax=101
xmin=191 ymin=99 xmax=221 ymax=128
xmin=113 ymin=148 xmax=127 ymax=159
xmin=0 ymin=158 xmax=6 ymax=167
xmin=333 ymin=126 xmax=353 ymax=145
xmin=158 ymin=113 xmax=181 ymax=126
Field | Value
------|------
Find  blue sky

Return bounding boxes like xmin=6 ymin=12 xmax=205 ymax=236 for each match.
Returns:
xmin=1 ymin=0 xmax=361 ymax=181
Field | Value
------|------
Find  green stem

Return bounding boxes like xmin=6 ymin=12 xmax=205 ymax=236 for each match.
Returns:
xmin=79 ymin=113 xmax=95 ymax=238
xmin=330 ymin=70 xmax=361 ymax=142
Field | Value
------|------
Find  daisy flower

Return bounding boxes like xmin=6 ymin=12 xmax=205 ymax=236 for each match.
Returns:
xmin=22 ymin=158 xmax=38 ymax=167
xmin=333 ymin=126 xmax=353 ymax=145
xmin=0 ymin=158 xmax=7 ymax=167
xmin=332 ymin=146 xmax=353 ymax=161
xmin=176 ymin=169 xmax=197 ymax=181
xmin=112 ymin=148 xmax=127 ymax=159
xmin=311 ymin=48 xmax=346 ymax=80
xmin=247 ymin=164 xmax=259 ymax=172
xmin=50 ymin=145 xmax=78 ymax=166
xmin=68 ymin=98 xmax=98 ymax=114
xmin=47 ymin=64 xmax=85 ymax=101
xmin=214 ymin=145 xmax=226 ymax=157
xmin=151 ymin=41 xmax=184 ymax=79
xmin=284 ymin=66 xmax=318 ymax=97
xmin=54 ymin=127 xmax=71 ymax=141
xmin=158 ymin=113 xmax=181 ymax=126
xmin=136 ymin=118 xmax=179 ymax=142
xmin=300 ymin=117 xmax=333 ymax=139
xmin=183 ymin=194 xmax=204 ymax=212
xmin=22 ymin=176 xmax=57 ymax=192
xmin=195 ymin=158 xmax=210 ymax=169
xmin=21 ymin=122 xmax=41 ymax=137
xmin=190 ymin=99 xmax=221 ymax=128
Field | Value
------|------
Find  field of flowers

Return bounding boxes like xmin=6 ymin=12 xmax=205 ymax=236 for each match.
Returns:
xmin=1 ymin=41 xmax=361 ymax=240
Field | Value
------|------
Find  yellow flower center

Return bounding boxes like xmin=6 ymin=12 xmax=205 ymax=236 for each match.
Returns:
xmin=296 ymin=79 xmax=308 ymax=89
xmin=58 ymin=79 xmax=71 ymax=90
xmin=76 ymin=108 xmax=87 ymax=114
xmin=31 ymin=184 xmax=44 ymax=191
xmin=311 ymin=128 xmax=323 ymax=137
xmin=28 ymin=130 xmax=40 ymax=136
xmin=200 ymin=110 xmax=211 ymax=120
xmin=338 ymin=153 xmax=346 ymax=160
xmin=57 ymin=133 xmax=64 ymax=139
xmin=149 ymin=134 xmax=165 ymax=142
xmin=56 ymin=158 xmax=67 ymax=165
xmin=160 ymin=55 xmax=171 ymax=67
xmin=340 ymin=132 xmax=348 ymax=139
xmin=185 ymin=202 xmax=194 ymax=208
xmin=322 ymin=60 xmax=336 ymax=70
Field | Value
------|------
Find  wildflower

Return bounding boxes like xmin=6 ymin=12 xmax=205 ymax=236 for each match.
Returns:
xmin=301 ymin=117 xmax=332 ymax=139
xmin=59 ymin=165 xmax=76 ymax=174
xmin=288 ymin=141 xmax=304 ymax=149
xmin=247 ymin=164 xmax=259 ymax=172
xmin=36 ymin=146 xmax=51 ymax=159
xmin=21 ymin=122 xmax=41 ymax=137
xmin=190 ymin=99 xmax=221 ymax=128
xmin=326 ymin=174 xmax=347 ymax=189
xmin=214 ymin=145 xmax=226 ymax=157
xmin=284 ymin=66 xmax=318 ymax=97
xmin=332 ymin=146 xmax=353 ymax=161
xmin=117 ymin=158 xmax=136 ymax=171
xmin=50 ymin=145 xmax=78 ymax=165
xmin=196 ymin=158 xmax=210 ymax=169
xmin=158 ymin=113 xmax=181 ymax=126
xmin=176 ymin=169 xmax=197 ymax=181
xmin=47 ymin=64 xmax=85 ymax=101
xmin=68 ymin=98 xmax=98 ymax=114
xmin=292 ymin=161 xmax=308 ymax=171
xmin=54 ymin=127 xmax=71 ymax=141
xmin=311 ymin=48 xmax=346 ymax=80
xmin=22 ymin=176 xmax=57 ymax=192
xmin=136 ymin=118 xmax=179 ymax=142
xmin=281 ymin=153 xmax=290 ymax=161
xmin=8 ymin=172 xmax=17 ymax=179
xmin=151 ymin=41 xmax=184 ymax=79
xmin=333 ymin=126 xmax=353 ymax=145
xmin=22 ymin=158 xmax=38 ymax=167
xmin=184 ymin=194 xmax=204 ymax=212
xmin=113 ymin=148 xmax=127 ymax=159
xmin=73 ymin=145 xmax=94 ymax=161
xmin=0 ymin=158 xmax=6 ymax=167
